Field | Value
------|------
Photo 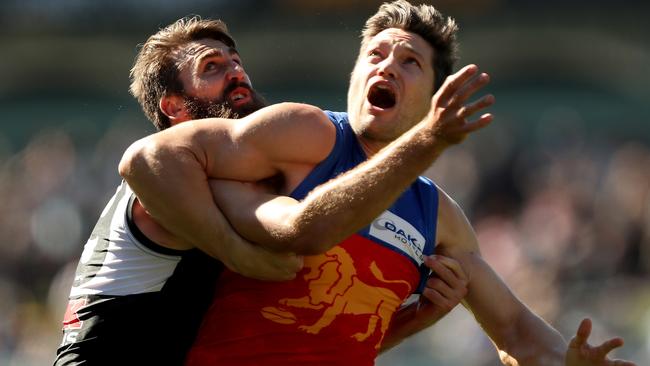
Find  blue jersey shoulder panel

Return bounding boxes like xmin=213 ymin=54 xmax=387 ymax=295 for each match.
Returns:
xmin=290 ymin=111 xmax=439 ymax=293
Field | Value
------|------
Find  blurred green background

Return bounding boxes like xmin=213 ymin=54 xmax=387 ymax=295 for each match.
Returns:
xmin=0 ymin=0 xmax=648 ymax=365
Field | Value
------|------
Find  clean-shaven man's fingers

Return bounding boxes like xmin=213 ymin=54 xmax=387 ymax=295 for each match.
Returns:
xmin=426 ymin=277 xmax=461 ymax=300
xmin=437 ymin=64 xmax=479 ymax=105
xmin=593 ymin=337 xmax=624 ymax=359
xmin=424 ymin=256 xmax=455 ymax=284
xmin=425 ymin=255 xmax=467 ymax=283
xmin=458 ymin=94 xmax=495 ymax=120
xmin=421 ymin=287 xmax=449 ymax=308
xmin=569 ymin=318 xmax=592 ymax=348
xmin=460 ymin=113 xmax=494 ymax=135
xmin=452 ymin=72 xmax=491 ymax=107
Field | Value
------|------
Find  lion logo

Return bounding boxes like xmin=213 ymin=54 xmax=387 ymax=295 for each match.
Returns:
xmin=261 ymin=246 xmax=412 ymax=349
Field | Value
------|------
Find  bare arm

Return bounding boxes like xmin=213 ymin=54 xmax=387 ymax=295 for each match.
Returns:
xmin=432 ymin=189 xmax=633 ymax=366
xmin=119 ymin=102 xmax=333 ymax=275
xmin=434 ymin=190 xmax=567 ymax=364
xmin=206 ymin=65 xmax=494 ymax=255
xmin=205 ymin=111 xmax=460 ymax=255
xmin=121 ymin=65 xmax=492 ymax=259
xmin=130 ymin=196 xmax=303 ymax=282
xmin=271 ymin=65 xmax=494 ymax=255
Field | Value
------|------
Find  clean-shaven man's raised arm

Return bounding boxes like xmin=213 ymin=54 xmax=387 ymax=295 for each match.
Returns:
xmin=119 ymin=64 xmax=493 ymax=256
xmin=425 ymin=189 xmax=636 ymax=366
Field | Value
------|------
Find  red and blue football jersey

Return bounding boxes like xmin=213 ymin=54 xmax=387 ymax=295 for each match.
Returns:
xmin=185 ymin=111 xmax=439 ymax=366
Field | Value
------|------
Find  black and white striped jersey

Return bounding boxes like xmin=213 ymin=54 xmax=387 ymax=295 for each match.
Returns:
xmin=54 ymin=182 xmax=223 ymax=366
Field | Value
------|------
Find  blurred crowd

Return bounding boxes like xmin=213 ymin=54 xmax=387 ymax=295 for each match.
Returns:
xmin=0 ymin=103 xmax=647 ymax=365
xmin=0 ymin=118 xmax=147 ymax=365
xmin=0 ymin=0 xmax=647 ymax=364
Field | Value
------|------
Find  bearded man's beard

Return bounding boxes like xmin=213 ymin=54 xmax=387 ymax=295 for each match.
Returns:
xmin=183 ymin=83 xmax=268 ymax=120
xmin=184 ymin=98 xmax=239 ymax=120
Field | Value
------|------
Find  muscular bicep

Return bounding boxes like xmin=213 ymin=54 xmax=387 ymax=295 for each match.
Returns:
xmin=209 ymin=179 xmax=300 ymax=250
xmin=124 ymin=102 xmax=335 ymax=186
xmin=195 ymin=103 xmax=336 ymax=182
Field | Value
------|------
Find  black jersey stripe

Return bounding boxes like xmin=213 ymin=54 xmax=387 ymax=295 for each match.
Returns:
xmin=125 ymin=194 xmax=187 ymax=257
